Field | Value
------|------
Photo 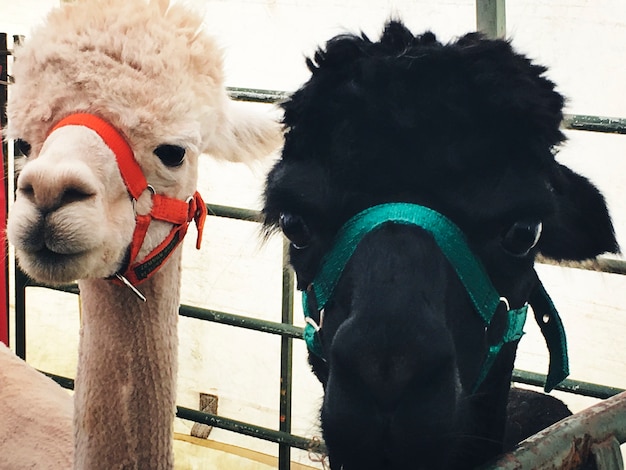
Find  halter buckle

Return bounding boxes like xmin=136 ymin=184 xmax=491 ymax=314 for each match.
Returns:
xmin=305 ymin=308 xmax=325 ymax=332
xmin=132 ymin=184 xmax=155 ymax=216
xmin=114 ymin=273 xmax=147 ymax=302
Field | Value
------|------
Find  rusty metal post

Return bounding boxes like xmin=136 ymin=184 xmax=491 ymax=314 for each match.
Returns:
xmin=476 ymin=0 xmax=506 ymax=39
xmin=278 ymin=239 xmax=295 ymax=470
xmin=481 ymin=391 xmax=626 ymax=469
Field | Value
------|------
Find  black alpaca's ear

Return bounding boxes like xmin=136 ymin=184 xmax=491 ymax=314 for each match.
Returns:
xmin=538 ymin=163 xmax=619 ymax=261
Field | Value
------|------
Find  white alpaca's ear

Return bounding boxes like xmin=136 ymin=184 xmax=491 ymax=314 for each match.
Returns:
xmin=206 ymin=99 xmax=283 ymax=164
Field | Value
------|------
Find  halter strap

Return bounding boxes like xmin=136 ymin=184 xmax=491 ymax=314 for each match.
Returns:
xmin=529 ymin=279 xmax=570 ymax=392
xmin=121 ymin=190 xmax=206 ymax=286
xmin=49 ymin=113 xmax=146 ymax=198
xmin=49 ymin=113 xmax=206 ymax=299
xmin=302 ymin=203 xmax=568 ymax=392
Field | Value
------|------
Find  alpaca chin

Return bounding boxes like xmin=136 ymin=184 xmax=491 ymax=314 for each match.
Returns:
xmin=14 ymin=247 xmax=119 ymax=286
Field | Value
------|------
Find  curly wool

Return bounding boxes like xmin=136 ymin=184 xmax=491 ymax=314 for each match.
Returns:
xmin=7 ymin=0 xmax=281 ymax=165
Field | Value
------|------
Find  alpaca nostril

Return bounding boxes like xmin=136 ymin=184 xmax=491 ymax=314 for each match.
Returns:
xmin=17 ymin=178 xmax=95 ymax=211
xmin=18 ymin=183 xmax=35 ymax=202
xmin=60 ymin=187 xmax=95 ymax=206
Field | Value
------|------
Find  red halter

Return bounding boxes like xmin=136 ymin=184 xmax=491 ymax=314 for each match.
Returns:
xmin=49 ymin=113 xmax=206 ymax=299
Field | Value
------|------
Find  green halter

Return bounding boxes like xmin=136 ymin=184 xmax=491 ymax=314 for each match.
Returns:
xmin=302 ymin=203 xmax=569 ymax=392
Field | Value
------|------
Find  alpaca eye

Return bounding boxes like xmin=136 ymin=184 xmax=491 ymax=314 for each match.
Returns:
xmin=15 ymin=139 xmax=31 ymax=157
xmin=279 ymin=212 xmax=311 ymax=249
xmin=501 ymin=220 xmax=542 ymax=257
xmin=153 ymin=144 xmax=185 ymax=167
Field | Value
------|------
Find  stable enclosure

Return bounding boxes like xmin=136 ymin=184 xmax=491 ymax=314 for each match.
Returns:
xmin=2 ymin=1 xmax=626 ymax=469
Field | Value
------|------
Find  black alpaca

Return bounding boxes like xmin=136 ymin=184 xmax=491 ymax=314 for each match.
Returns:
xmin=263 ymin=20 xmax=618 ymax=470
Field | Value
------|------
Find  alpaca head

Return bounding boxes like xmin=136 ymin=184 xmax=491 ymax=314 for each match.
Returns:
xmin=263 ymin=21 xmax=618 ymax=469
xmin=7 ymin=0 xmax=281 ymax=285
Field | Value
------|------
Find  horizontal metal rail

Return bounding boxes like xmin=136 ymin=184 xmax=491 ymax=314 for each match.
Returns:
xmin=512 ymin=370 xmax=624 ymax=400
xmin=563 ymin=114 xmax=626 ymax=135
xmin=180 ymin=305 xmax=303 ymax=339
xmin=207 ymin=203 xmax=260 ymax=221
xmin=226 ymin=88 xmax=626 ymax=136
xmin=536 ymin=255 xmax=626 ymax=276
xmin=227 ymin=87 xmax=289 ymax=104
xmin=40 ymin=370 xmax=326 ymax=453
xmin=176 ymin=407 xmax=324 ymax=453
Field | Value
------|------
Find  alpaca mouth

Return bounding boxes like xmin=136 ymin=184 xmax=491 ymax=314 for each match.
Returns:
xmin=42 ymin=239 xmax=90 ymax=256
xmin=24 ymin=246 xmax=86 ymax=268
xmin=16 ymin=249 xmax=93 ymax=285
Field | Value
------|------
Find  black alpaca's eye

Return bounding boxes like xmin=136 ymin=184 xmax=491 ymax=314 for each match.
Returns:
xmin=501 ymin=219 xmax=543 ymax=257
xmin=153 ymin=144 xmax=186 ymax=167
xmin=279 ymin=212 xmax=311 ymax=249
xmin=15 ymin=139 xmax=31 ymax=157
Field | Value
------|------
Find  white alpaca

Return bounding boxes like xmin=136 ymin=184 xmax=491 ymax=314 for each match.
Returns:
xmin=0 ymin=342 xmax=73 ymax=469
xmin=4 ymin=0 xmax=281 ymax=468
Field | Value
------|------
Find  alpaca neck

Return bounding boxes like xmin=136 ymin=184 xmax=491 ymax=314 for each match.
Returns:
xmin=74 ymin=250 xmax=181 ymax=470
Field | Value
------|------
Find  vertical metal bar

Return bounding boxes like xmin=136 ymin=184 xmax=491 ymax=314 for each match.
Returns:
xmin=278 ymin=239 xmax=294 ymax=469
xmin=11 ymin=35 xmax=27 ymax=358
xmin=14 ymin=267 xmax=28 ymax=359
xmin=476 ymin=0 xmax=506 ymax=38
xmin=0 ymin=34 xmax=7 ymax=126
xmin=0 ymin=33 xmax=8 ymax=346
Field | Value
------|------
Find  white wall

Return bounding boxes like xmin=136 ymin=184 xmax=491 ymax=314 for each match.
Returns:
xmin=0 ymin=0 xmax=59 ymax=36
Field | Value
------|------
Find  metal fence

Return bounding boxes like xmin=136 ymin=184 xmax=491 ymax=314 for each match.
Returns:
xmin=2 ymin=1 xmax=626 ymax=468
